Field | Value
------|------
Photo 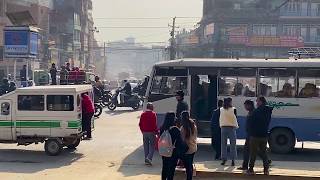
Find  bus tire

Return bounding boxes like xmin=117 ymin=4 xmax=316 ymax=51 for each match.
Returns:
xmin=269 ymin=128 xmax=296 ymax=154
xmin=45 ymin=139 xmax=63 ymax=156
xmin=67 ymin=138 xmax=81 ymax=149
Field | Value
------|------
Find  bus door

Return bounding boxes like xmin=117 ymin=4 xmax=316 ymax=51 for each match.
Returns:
xmin=147 ymin=67 xmax=188 ymax=128
xmin=0 ymin=100 xmax=13 ymax=141
xmin=189 ymin=68 xmax=219 ymax=137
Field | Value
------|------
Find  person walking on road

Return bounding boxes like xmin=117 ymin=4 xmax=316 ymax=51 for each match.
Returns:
xmin=247 ymin=96 xmax=273 ymax=175
xmin=81 ymin=94 xmax=95 ymax=140
xmin=180 ymin=111 xmax=197 ymax=180
xmin=175 ymin=90 xmax=189 ymax=127
xmin=211 ymin=100 xmax=223 ymax=160
xmin=139 ymin=103 xmax=158 ymax=166
xmin=160 ymin=112 xmax=184 ymax=180
xmin=220 ymin=97 xmax=238 ymax=166
xmin=49 ymin=63 xmax=57 ymax=85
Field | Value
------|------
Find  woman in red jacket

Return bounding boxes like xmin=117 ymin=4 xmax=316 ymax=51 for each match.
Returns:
xmin=139 ymin=103 xmax=158 ymax=166
xmin=82 ymin=94 xmax=95 ymax=139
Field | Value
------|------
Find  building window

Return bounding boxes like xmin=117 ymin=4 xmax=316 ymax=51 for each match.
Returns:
xmin=286 ymin=1 xmax=301 ymax=14
xmin=47 ymin=95 xmax=74 ymax=111
xmin=18 ymin=95 xmax=45 ymax=111
xmin=253 ymin=25 xmax=277 ymax=36
xmin=310 ymin=26 xmax=320 ymax=42
xmin=74 ymin=30 xmax=81 ymax=42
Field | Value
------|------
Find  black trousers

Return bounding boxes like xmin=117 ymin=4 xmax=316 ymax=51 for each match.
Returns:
xmin=82 ymin=113 xmax=93 ymax=138
xmin=242 ymin=136 xmax=269 ymax=169
xmin=162 ymin=156 xmax=178 ymax=180
xmin=181 ymin=153 xmax=195 ymax=180
xmin=211 ymin=128 xmax=221 ymax=159
xmin=249 ymin=137 xmax=269 ymax=170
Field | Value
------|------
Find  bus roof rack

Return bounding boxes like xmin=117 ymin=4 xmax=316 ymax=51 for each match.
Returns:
xmin=289 ymin=47 xmax=320 ymax=58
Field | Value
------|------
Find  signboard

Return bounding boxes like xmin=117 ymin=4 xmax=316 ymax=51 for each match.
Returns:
xmin=4 ymin=26 xmax=39 ymax=58
xmin=246 ymin=36 xmax=304 ymax=47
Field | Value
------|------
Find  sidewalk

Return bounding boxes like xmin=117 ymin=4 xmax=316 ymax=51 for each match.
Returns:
xmin=177 ymin=160 xmax=320 ymax=179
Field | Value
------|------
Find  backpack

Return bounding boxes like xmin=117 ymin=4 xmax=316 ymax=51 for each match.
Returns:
xmin=158 ymin=130 xmax=175 ymax=157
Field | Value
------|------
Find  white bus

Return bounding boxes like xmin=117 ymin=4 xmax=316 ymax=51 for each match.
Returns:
xmin=144 ymin=58 xmax=320 ymax=153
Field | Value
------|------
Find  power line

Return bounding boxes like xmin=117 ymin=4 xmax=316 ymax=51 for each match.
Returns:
xmin=97 ymin=26 xmax=169 ymax=29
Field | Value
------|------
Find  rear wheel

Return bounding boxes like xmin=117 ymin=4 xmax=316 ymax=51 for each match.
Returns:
xmin=107 ymin=102 xmax=117 ymax=111
xmin=45 ymin=139 xmax=63 ymax=156
xmin=269 ymin=128 xmax=296 ymax=154
xmin=66 ymin=138 xmax=81 ymax=149
xmin=132 ymin=102 xmax=140 ymax=110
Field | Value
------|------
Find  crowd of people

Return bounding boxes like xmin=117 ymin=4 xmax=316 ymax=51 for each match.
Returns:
xmin=139 ymin=89 xmax=274 ymax=179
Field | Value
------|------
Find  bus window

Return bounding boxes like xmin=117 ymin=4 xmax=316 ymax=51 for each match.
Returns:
xmin=1 ymin=102 xmax=10 ymax=116
xmin=298 ymin=69 xmax=320 ymax=98
xmin=47 ymin=95 xmax=74 ymax=111
xmin=259 ymin=68 xmax=296 ymax=98
xmin=219 ymin=68 xmax=256 ymax=97
xmin=151 ymin=76 xmax=188 ymax=95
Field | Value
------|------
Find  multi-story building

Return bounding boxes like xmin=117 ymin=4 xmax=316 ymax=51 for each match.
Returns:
xmin=50 ymin=0 xmax=95 ymax=69
xmin=0 ymin=0 xmax=53 ymax=79
xmin=106 ymin=38 xmax=167 ymax=80
xmin=183 ymin=0 xmax=320 ymax=58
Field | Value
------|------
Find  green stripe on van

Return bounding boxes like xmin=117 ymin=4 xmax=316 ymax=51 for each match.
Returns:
xmin=0 ymin=120 xmax=81 ymax=128
xmin=0 ymin=121 xmax=14 ymax=127
xmin=16 ymin=121 xmax=61 ymax=128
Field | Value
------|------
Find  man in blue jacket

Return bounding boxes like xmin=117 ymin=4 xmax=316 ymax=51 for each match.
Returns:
xmin=248 ymin=96 xmax=273 ymax=175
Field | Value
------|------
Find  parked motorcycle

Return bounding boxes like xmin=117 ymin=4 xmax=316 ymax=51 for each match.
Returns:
xmin=107 ymin=88 xmax=141 ymax=111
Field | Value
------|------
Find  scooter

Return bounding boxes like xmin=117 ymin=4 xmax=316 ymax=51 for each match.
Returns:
xmin=107 ymin=88 xmax=141 ymax=111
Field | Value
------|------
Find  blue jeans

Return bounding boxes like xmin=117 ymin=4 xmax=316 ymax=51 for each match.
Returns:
xmin=221 ymin=127 xmax=237 ymax=161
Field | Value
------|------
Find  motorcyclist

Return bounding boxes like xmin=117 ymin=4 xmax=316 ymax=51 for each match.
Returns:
xmin=94 ymin=76 xmax=104 ymax=90
xmin=119 ymin=80 xmax=132 ymax=104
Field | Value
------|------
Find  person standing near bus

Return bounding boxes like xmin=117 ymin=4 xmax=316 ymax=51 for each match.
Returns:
xmin=219 ymin=97 xmax=238 ymax=166
xmin=81 ymin=94 xmax=94 ymax=140
xmin=247 ymin=97 xmax=273 ymax=175
xmin=175 ymin=90 xmax=189 ymax=127
xmin=210 ymin=100 xmax=223 ymax=160
xmin=139 ymin=103 xmax=158 ymax=166
xmin=180 ymin=111 xmax=197 ymax=180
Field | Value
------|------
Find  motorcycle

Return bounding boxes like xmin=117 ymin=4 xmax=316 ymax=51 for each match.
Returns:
xmin=101 ymin=89 xmax=112 ymax=106
xmin=107 ymin=88 xmax=141 ymax=111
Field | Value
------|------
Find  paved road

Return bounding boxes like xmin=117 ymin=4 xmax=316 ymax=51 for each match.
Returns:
xmin=0 ymin=108 xmax=319 ymax=180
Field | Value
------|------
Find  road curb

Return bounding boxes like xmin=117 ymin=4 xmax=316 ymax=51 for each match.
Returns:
xmin=176 ymin=168 xmax=320 ymax=179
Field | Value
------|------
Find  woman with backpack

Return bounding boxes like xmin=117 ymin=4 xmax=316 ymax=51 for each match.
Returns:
xmin=220 ymin=97 xmax=238 ymax=166
xmin=180 ymin=111 xmax=197 ymax=180
xmin=160 ymin=112 xmax=185 ymax=180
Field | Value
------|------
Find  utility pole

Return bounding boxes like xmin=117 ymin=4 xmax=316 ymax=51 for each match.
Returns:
xmin=103 ymin=42 xmax=107 ymax=79
xmin=169 ymin=17 xmax=176 ymax=60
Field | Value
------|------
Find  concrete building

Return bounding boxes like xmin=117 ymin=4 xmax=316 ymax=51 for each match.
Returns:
xmin=50 ymin=0 xmax=95 ymax=70
xmin=0 ymin=0 xmax=53 ymax=79
xmin=106 ymin=38 xmax=167 ymax=80
xmin=179 ymin=0 xmax=320 ymax=59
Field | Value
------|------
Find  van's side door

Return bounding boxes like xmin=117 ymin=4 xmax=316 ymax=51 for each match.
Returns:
xmin=0 ymin=100 xmax=13 ymax=141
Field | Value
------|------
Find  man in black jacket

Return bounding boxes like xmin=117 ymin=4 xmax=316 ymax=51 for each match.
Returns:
xmin=248 ymin=96 xmax=273 ymax=175
xmin=210 ymin=99 xmax=223 ymax=160
xmin=175 ymin=90 xmax=188 ymax=126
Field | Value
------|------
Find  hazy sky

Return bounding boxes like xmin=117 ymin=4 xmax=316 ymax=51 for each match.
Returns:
xmin=92 ymin=0 xmax=203 ymax=45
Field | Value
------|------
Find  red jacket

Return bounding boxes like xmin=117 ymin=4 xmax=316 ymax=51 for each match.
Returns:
xmin=139 ymin=110 xmax=158 ymax=133
xmin=82 ymin=95 xmax=95 ymax=114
